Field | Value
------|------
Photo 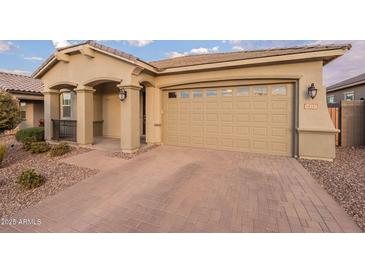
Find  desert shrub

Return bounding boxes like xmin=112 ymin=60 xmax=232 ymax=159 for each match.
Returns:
xmin=22 ymin=136 xmax=37 ymax=151
xmin=15 ymin=127 xmax=44 ymax=142
xmin=30 ymin=141 xmax=50 ymax=154
xmin=0 ymin=144 xmax=6 ymax=165
xmin=50 ymin=142 xmax=71 ymax=157
xmin=16 ymin=169 xmax=45 ymax=189
xmin=0 ymin=91 xmax=20 ymax=134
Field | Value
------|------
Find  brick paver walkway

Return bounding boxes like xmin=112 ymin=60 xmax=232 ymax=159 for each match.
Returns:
xmin=0 ymin=146 xmax=360 ymax=232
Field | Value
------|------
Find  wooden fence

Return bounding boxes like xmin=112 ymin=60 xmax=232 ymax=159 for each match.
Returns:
xmin=328 ymin=100 xmax=365 ymax=147
xmin=328 ymin=105 xmax=340 ymax=146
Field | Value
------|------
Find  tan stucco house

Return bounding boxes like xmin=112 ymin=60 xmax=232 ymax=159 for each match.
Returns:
xmin=0 ymin=72 xmax=44 ymax=129
xmin=32 ymin=41 xmax=350 ymax=160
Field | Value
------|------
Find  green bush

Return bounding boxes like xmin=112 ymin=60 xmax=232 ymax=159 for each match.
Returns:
xmin=15 ymin=127 xmax=44 ymax=142
xmin=22 ymin=136 xmax=37 ymax=151
xmin=50 ymin=142 xmax=71 ymax=157
xmin=0 ymin=91 xmax=20 ymax=134
xmin=0 ymin=144 xmax=6 ymax=165
xmin=16 ymin=169 xmax=45 ymax=189
xmin=30 ymin=142 xmax=50 ymax=154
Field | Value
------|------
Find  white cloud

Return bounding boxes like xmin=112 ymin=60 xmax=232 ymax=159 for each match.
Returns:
xmin=232 ymin=45 xmax=245 ymax=51
xmin=127 ymin=40 xmax=153 ymax=47
xmin=0 ymin=68 xmax=30 ymax=75
xmin=24 ymin=56 xmax=43 ymax=61
xmin=166 ymin=51 xmax=187 ymax=58
xmin=225 ymin=40 xmax=246 ymax=51
xmin=312 ymin=40 xmax=365 ymax=86
xmin=190 ymin=46 xmax=219 ymax=55
xmin=227 ymin=40 xmax=242 ymax=45
xmin=166 ymin=46 xmax=220 ymax=58
xmin=52 ymin=40 xmax=71 ymax=49
xmin=0 ymin=41 xmax=16 ymax=53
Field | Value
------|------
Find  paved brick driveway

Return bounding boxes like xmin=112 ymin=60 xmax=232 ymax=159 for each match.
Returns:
xmin=0 ymin=146 xmax=360 ymax=232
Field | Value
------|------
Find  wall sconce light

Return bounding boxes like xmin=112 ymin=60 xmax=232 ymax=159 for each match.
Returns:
xmin=307 ymin=83 xmax=318 ymax=99
xmin=118 ymin=88 xmax=127 ymax=101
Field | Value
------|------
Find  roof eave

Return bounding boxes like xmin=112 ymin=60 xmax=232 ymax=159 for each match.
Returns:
xmin=32 ymin=56 xmax=57 ymax=79
xmin=87 ymin=45 xmax=158 ymax=73
xmin=32 ymin=44 xmax=158 ymax=79
xmin=156 ymin=48 xmax=349 ymax=74
xmin=327 ymin=79 xmax=365 ymax=92
xmin=8 ymin=89 xmax=44 ymax=96
xmin=32 ymin=43 xmax=350 ymax=78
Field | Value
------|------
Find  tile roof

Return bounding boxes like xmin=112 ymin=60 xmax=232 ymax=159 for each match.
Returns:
xmin=32 ymin=40 xmax=155 ymax=77
xmin=69 ymin=41 xmax=140 ymax=62
xmin=327 ymin=72 xmax=365 ymax=91
xmin=0 ymin=71 xmax=43 ymax=94
xmin=150 ymin=44 xmax=351 ymax=70
xmin=32 ymin=41 xmax=351 ymax=77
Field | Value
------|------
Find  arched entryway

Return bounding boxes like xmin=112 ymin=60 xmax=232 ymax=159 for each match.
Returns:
xmin=84 ymin=79 xmax=122 ymax=149
xmin=44 ymin=78 xmax=157 ymax=152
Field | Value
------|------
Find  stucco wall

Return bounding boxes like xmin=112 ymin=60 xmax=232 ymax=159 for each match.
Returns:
xmin=40 ymin=51 xmax=136 ymax=88
xmin=33 ymin=101 xmax=44 ymax=126
xmin=101 ymin=83 xmax=120 ymax=138
xmin=155 ymin=60 xmax=336 ymax=159
xmin=19 ymin=102 xmax=34 ymax=129
xmin=18 ymin=100 xmax=44 ymax=129
xmin=93 ymin=89 xmax=103 ymax=121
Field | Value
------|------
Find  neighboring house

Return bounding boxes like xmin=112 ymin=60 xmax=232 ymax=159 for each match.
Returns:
xmin=327 ymin=72 xmax=365 ymax=104
xmin=32 ymin=41 xmax=350 ymax=160
xmin=0 ymin=72 xmax=44 ymax=129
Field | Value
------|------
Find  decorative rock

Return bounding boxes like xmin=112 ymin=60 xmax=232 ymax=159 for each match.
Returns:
xmin=299 ymin=146 xmax=365 ymax=231
xmin=0 ymin=136 xmax=98 ymax=219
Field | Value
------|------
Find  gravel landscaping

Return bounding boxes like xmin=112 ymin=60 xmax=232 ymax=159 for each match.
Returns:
xmin=299 ymin=147 xmax=365 ymax=231
xmin=0 ymin=135 xmax=98 ymax=218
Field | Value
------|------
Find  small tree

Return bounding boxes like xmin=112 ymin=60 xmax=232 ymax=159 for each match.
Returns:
xmin=0 ymin=91 xmax=20 ymax=134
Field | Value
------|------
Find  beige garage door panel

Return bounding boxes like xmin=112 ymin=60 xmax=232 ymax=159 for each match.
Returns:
xmin=163 ymin=84 xmax=294 ymax=156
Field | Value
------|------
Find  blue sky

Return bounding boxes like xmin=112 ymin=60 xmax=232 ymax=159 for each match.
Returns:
xmin=1 ymin=40 xmax=364 ymax=86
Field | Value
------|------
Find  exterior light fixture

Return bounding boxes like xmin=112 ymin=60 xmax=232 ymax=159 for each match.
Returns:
xmin=118 ymin=88 xmax=127 ymax=101
xmin=307 ymin=83 xmax=318 ymax=99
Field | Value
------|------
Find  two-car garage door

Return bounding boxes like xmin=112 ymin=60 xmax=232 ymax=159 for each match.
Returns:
xmin=162 ymin=83 xmax=294 ymax=156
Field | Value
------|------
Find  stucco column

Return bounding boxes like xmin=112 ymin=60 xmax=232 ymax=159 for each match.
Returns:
xmin=154 ymin=87 xmax=162 ymax=143
xmin=118 ymin=85 xmax=141 ymax=152
xmin=145 ymin=86 xmax=162 ymax=144
xmin=74 ymin=86 xmax=95 ymax=145
xmin=42 ymin=89 xmax=60 ymax=140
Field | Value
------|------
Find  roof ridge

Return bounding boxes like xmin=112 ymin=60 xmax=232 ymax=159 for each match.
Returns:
xmin=0 ymin=71 xmax=34 ymax=79
xmin=327 ymin=72 xmax=365 ymax=89
xmin=150 ymin=43 xmax=351 ymax=63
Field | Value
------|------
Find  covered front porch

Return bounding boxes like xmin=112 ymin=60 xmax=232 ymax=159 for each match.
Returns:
xmin=36 ymin=42 xmax=162 ymax=152
xmin=89 ymin=136 xmax=147 ymax=152
xmin=44 ymin=79 xmax=159 ymax=152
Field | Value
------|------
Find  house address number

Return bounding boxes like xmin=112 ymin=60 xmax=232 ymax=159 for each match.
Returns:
xmin=304 ymin=103 xmax=318 ymax=110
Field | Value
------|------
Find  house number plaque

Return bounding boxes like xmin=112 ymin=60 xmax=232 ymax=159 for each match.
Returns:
xmin=304 ymin=103 xmax=318 ymax=110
